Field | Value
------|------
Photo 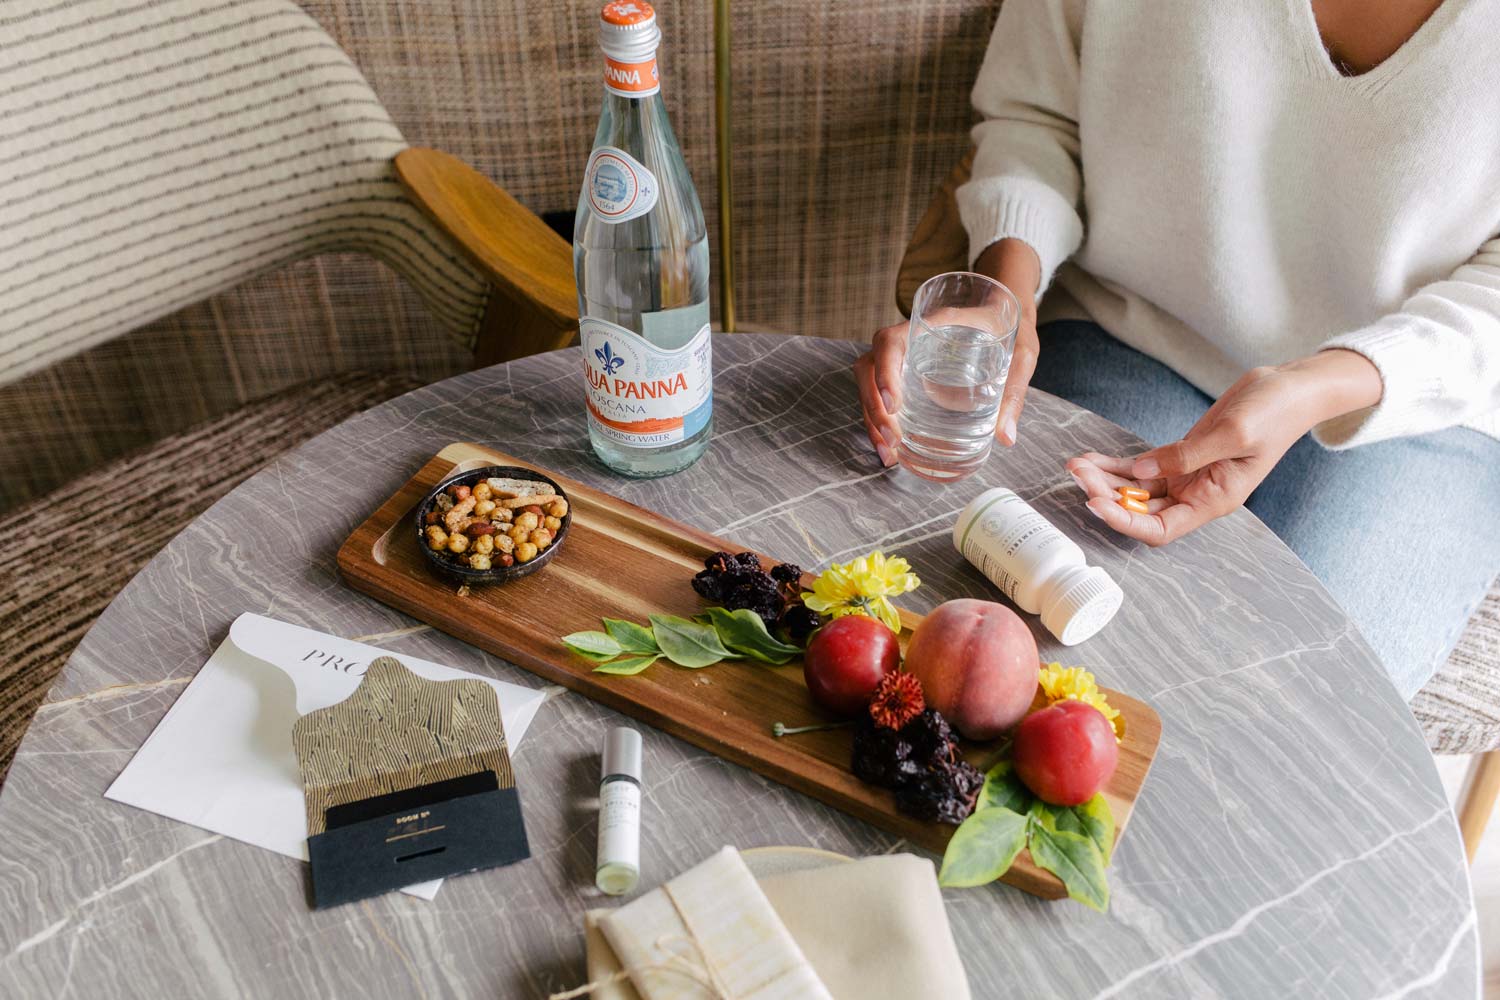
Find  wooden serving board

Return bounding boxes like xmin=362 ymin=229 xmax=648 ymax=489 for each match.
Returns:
xmin=338 ymin=443 xmax=1163 ymax=899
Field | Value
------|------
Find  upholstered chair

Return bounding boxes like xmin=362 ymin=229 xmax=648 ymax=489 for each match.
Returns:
xmin=0 ymin=0 xmax=575 ymax=780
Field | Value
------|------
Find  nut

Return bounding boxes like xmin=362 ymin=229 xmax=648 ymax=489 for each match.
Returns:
xmin=449 ymin=484 xmax=471 ymax=502
xmin=497 ymin=553 xmax=515 ymax=568
xmin=466 ymin=521 xmax=496 ymax=537
xmin=424 ymin=511 xmax=441 ymax=526
xmin=446 ymin=532 xmax=470 ymax=554
xmin=425 ymin=526 xmax=448 ymax=550
xmin=522 ymin=504 xmax=544 ymax=516
xmin=543 ymin=515 xmax=562 ymax=532
xmin=443 ymin=495 xmax=477 ymax=531
xmin=515 ymin=541 xmax=538 ymax=563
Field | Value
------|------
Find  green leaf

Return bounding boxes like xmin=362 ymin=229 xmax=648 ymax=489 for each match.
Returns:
xmin=699 ymin=607 xmax=800 ymax=664
xmin=938 ymin=807 xmax=1030 ymax=888
xmin=1049 ymin=794 xmax=1116 ymax=865
xmin=562 ymin=631 xmax=623 ymax=662
xmin=648 ymin=614 xmax=733 ymax=668
xmin=593 ymin=654 xmax=661 ymax=675
xmin=603 ymin=618 xmax=660 ymax=655
xmin=1028 ymin=822 xmax=1110 ymax=912
xmin=979 ymin=760 xmax=1033 ymax=814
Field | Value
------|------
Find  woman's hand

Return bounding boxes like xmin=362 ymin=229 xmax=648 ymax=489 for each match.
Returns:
xmin=1066 ymin=350 xmax=1383 ymax=546
xmin=855 ymin=239 xmax=1042 ymax=466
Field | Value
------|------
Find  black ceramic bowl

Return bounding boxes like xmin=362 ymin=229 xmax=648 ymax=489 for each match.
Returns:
xmin=415 ymin=465 xmax=572 ymax=585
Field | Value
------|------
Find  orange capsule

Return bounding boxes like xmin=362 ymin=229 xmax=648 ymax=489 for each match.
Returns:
xmin=1117 ymin=496 xmax=1149 ymax=514
xmin=1117 ymin=486 xmax=1150 ymax=501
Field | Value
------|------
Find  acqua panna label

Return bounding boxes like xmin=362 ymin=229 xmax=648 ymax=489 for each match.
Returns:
xmin=581 ymin=316 xmax=712 ymax=449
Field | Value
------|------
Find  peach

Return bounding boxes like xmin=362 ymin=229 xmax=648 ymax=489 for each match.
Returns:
xmin=904 ymin=599 xmax=1039 ymax=740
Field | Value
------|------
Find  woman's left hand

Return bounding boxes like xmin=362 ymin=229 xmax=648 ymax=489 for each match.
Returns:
xmin=1066 ymin=350 xmax=1383 ymax=546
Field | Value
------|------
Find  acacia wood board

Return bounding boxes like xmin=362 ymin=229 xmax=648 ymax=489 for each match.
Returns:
xmin=337 ymin=442 xmax=1163 ymax=900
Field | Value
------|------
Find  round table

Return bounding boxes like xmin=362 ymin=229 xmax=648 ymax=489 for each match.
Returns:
xmin=0 ymin=335 xmax=1477 ymax=998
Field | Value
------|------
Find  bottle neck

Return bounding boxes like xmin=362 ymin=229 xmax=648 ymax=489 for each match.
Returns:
xmin=602 ymin=47 xmax=661 ymax=101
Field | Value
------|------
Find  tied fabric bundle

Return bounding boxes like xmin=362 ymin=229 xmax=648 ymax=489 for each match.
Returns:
xmin=556 ymin=847 xmax=831 ymax=999
xmin=564 ymin=848 xmax=972 ymax=1000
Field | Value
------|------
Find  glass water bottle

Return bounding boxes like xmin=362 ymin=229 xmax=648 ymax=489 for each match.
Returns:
xmin=574 ymin=1 xmax=712 ymax=477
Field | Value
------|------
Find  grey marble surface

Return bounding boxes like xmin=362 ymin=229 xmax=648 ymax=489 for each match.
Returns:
xmin=0 ymin=334 xmax=1477 ymax=999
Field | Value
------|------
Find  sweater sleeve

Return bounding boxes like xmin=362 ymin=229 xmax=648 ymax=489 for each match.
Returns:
xmin=955 ymin=0 xmax=1086 ymax=294
xmin=1313 ymin=235 xmax=1500 ymax=448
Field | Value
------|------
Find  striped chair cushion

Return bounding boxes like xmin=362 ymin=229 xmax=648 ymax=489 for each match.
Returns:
xmin=0 ymin=0 xmax=488 ymax=385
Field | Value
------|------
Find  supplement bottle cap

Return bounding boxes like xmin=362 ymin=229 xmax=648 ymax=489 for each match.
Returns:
xmin=599 ymin=2 xmax=661 ymax=63
xmin=1041 ymin=566 xmax=1124 ymax=646
xmin=602 ymin=726 xmax=643 ymax=781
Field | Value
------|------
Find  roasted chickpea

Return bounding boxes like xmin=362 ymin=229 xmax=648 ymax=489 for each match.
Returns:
xmin=508 ymin=523 xmax=529 ymax=543
xmin=543 ymin=515 xmax=562 ymax=532
xmin=472 ymin=482 xmax=493 ymax=502
xmin=515 ymin=511 xmax=540 ymax=533
xmin=447 ymin=532 xmax=470 ymax=554
xmin=497 ymin=553 xmax=515 ymax=568
xmin=425 ymin=525 xmax=448 ymax=550
xmin=474 ymin=499 xmax=496 ymax=517
xmin=468 ymin=553 xmax=492 ymax=571
xmin=529 ymin=528 xmax=553 ymax=549
xmin=545 ymin=498 xmax=568 ymax=518
xmin=514 ymin=541 xmax=538 ymax=563
xmin=472 ymin=534 xmax=495 ymax=556
xmin=494 ymin=533 xmax=515 ymax=554
xmin=494 ymin=507 xmax=514 ymax=523
xmin=450 ymin=484 xmax=471 ymax=502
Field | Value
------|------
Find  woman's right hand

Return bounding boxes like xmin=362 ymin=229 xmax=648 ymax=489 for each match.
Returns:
xmin=855 ymin=238 xmax=1042 ymax=466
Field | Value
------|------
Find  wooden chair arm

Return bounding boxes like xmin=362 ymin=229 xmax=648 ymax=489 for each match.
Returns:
xmin=895 ymin=147 xmax=975 ymax=318
xmin=395 ymin=148 xmax=578 ymax=367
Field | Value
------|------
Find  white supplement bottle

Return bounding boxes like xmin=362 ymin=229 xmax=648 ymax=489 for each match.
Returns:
xmin=953 ymin=488 xmax=1124 ymax=646
xmin=596 ymin=727 xmax=643 ymax=895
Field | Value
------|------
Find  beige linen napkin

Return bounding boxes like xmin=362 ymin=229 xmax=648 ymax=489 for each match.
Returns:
xmin=584 ymin=852 xmax=971 ymax=1000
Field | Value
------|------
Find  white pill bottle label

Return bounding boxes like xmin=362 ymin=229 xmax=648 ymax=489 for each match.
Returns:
xmin=956 ymin=489 xmax=1074 ymax=610
xmin=597 ymin=778 xmax=641 ymax=870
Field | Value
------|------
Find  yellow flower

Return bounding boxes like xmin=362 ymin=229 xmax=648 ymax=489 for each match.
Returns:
xmin=1037 ymin=663 xmax=1123 ymax=742
xmin=801 ymin=551 xmax=920 ymax=632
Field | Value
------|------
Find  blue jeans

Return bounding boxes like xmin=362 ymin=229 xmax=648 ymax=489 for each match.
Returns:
xmin=1030 ymin=320 xmax=1500 ymax=699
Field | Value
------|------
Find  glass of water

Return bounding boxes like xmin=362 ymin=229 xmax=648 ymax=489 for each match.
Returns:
xmin=896 ymin=271 xmax=1019 ymax=481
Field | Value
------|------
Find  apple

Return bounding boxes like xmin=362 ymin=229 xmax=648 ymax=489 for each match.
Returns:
xmin=903 ymin=599 xmax=1038 ymax=740
xmin=802 ymin=615 xmax=900 ymax=716
xmin=1012 ymin=701 xmax=1119 ymax=806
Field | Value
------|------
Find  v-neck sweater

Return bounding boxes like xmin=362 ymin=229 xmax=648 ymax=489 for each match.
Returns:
xmin=955 ymin=0 xmax=1500 ymax=447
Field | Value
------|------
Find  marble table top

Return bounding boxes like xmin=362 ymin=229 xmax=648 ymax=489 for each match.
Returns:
xmin=0 ymin=334 xmax=1477 ymax=998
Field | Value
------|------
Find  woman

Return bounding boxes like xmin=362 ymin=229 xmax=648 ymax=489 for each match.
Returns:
xmin=856 ymin=0 xmax=1500 ymax=699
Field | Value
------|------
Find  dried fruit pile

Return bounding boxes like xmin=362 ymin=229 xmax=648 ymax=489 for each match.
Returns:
xmin=690 ymin=551 xmax=823 ymax=643
xmin=851 ymin=674 xmax=983 ymax=825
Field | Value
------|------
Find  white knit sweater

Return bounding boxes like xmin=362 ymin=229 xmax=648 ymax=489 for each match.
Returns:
xmin=956 ymin=0 xmax=1500 ymax=447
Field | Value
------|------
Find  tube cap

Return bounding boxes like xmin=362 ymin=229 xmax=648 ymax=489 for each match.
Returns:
xmin=1040 ymin=566 xmax=1124 ymax=646
xmin=602 ymin=727 xmax=642 ymax=782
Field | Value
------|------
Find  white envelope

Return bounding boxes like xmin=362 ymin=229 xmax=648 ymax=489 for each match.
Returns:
xmin=106 ymin=613 xmax=548 ymax=900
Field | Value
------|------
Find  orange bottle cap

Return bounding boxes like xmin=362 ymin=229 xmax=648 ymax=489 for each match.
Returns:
xmin=602 ymin=1 xmax=655 ymax=26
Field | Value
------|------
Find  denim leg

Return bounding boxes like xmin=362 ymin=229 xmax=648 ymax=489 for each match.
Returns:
xmin=1029 ymin=320 xmax=1212 ymax=447
xmin=1248 ymin=428 xmax=1500 ymax=699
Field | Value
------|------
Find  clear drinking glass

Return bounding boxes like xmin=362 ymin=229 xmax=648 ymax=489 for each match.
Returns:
xmin=896 ymin=271 xmax=1019 ymax=481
